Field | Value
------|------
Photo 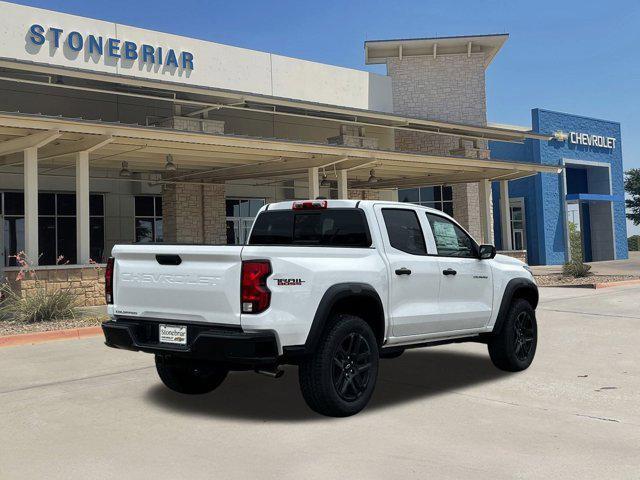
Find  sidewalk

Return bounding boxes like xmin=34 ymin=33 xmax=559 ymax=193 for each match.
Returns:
xmin=531 ymin=251 xmax=640 ymax=276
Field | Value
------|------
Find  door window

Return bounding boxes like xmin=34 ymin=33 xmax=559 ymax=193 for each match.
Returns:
xmin=381 ymin=209 xmax=427 ymax=255
xmin=426 ymin=213 xmax=476 ymax=258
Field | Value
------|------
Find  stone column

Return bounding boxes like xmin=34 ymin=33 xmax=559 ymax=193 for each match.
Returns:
xmin=348 ymin=189 xmax=381 ymax=201
xmin=387 ymin=53 xmax=489 ymax=239
xmin=203 ymin=184 xmax=227 ymax=244
xmin=163 ymin=182 xmax=227 ymax=245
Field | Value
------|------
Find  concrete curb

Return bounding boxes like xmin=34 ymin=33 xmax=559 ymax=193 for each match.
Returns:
xmin=592 ymin=279 xmax=640 ymax=289
xmin=0 ymin=326 xmax=102 ymax=348
xmin=540 ymin=279 xmax=640 ymax=289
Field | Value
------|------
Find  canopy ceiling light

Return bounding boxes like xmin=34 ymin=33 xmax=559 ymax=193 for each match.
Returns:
xmin=320 ymin=172 xmax=330 ymax=187
xmin=367 ymin=169 xmax=378 ymax=184
xmin=119 ymin=161 xmax=132 ymax=177
xmin=165 ymin=154 xmax=177 ymax=171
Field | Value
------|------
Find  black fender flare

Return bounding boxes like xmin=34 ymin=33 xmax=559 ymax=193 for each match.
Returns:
xmin=303 ymin=283 xmax=385 ymax=353
xmin=492 ymin=278 xmax=539 ymax=335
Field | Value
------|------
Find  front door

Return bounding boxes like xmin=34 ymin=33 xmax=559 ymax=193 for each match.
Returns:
xmin=375 ymin=206 xmax=442 ymax=336
xmin=424 ymin=213 xmax=493 ymax=331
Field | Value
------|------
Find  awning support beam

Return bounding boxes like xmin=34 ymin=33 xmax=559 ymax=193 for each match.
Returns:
xmin=39 ymin=135 xmax=113 ymax=160
xmin=0 ymin=130 xmax=61 ymax=156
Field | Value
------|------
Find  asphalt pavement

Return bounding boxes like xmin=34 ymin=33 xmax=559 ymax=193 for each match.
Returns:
xmin=1 ymin=285 xmax=639 ymax=479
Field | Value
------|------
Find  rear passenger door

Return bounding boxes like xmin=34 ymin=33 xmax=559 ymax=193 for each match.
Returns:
xmin=423 ymin=213 xmax=493 ymax=331
xmin=375 ymin=206 xmax=442 ymax=336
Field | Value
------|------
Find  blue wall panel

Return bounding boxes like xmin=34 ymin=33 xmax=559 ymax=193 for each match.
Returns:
xmin=490 ymin=108 xmax=628 ymax=265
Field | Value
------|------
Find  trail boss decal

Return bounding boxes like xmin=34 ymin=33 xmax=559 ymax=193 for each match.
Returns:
xmin=275 ymin=278 xmax=306 ymax=286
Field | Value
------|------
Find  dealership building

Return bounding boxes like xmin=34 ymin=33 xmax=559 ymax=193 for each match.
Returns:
xmin=0 ymin=1 xmax=627 ymax=305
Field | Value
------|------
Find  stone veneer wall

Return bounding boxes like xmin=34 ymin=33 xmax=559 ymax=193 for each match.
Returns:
xmin=387 ymin=53 xmax=489 ymax=240
xmin=163 ymin=183 xmax=226 ymax=244
xmin=348 ymin=189 xmax=380 ymax=200
xmin=497 ymin=250 xmax=528 ymax=264
xmin=4 ymin=266 xmax=105 ymax=307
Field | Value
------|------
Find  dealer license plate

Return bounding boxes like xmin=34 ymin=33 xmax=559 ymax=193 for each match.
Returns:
xmin=159 ymin=324 xmax=187 ymax=345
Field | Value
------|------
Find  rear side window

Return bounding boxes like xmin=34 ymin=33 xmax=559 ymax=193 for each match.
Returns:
xmin=381 ymin=209 xmax=427 ymax=255
xmin=248 ymin=209 xmax=371 ymax=247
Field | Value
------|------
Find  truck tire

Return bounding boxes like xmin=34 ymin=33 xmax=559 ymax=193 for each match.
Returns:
xmin=488 ymin=298 xmax=537 ymax=372
xmin=299 ymin=314 xmax=379 ymax=417
xmin=155 ymin=355 xmax=228 ymax=395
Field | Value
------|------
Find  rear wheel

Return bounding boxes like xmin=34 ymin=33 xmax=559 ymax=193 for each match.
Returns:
xmin=299 ymin=314 xmax=379 ymax=417
xmin=155 ymin=355 xmax=228 ymax=394
xmin=488 ymin=299 xmax=537 ymax=372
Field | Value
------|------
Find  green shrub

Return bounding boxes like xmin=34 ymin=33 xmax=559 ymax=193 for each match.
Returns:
xmin=0 ymin=284 xmax=78 ymax=323
xmin=562 ymin=261 xmax=592 ymax=278
xmin=568 ymin=221 xmax=583 ymax=261
xmin=629 ymin=235 xmax=640 ymax=252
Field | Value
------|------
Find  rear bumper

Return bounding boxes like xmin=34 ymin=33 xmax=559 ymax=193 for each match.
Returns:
xmin=102 ymin=319 xmax=279 ymax=367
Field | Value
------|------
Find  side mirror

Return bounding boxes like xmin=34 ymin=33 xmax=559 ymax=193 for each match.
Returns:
xmin=478 ymin=244 xmax=496 ymax=260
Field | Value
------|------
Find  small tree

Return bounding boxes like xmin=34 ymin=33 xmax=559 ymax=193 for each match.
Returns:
xmin=625 ymin=169 xmax=640 ymax=226
xmin=568 ymin=221 xmax=583 ymax=261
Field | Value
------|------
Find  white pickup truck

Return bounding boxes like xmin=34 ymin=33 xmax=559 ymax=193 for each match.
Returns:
xmin=102 ymin=199 xmax=538 ymax=417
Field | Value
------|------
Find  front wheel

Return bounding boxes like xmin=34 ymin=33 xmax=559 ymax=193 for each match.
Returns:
xmin=488 ymin=299 xmax=537 ymax=372
xmin=299 ymin=314 xmax=379 ymax=417
xmin=155 ymin=355 xmax=228 ymax=394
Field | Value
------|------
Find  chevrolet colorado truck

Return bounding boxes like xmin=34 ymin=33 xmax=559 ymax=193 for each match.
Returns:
xmin=102 ymin=199 xmax=538 ymax=417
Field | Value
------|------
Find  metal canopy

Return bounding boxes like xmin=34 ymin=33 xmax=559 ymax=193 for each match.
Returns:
xmin=0 ymin=111 xmax=561 ymax=188
xmin=0 ymin=59 xmax=550 ymax=144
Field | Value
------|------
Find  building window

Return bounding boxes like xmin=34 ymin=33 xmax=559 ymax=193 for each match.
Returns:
xmin=226 ymin=198 xmax=265 ymax=245
xmin=399 ymin=186 xmax=453 ymax=216
xmin=1 ymin=192 xmax=105 ymax=267
xmin=509 ymin=199 xmax=526 ymax=251
xmin=135 ymin=196 xmax=163 ymax=243
xmin=2 ymin=192 xmax=25 ymax=267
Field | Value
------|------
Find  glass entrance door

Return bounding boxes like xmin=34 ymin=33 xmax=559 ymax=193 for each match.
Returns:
xmin=509 ymin=199 xmax=527 ymax=251
xmin=225 ymin=198 xmax=265 ymax=245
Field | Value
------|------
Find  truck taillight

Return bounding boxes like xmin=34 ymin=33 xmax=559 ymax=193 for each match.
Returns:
xmin=241 ymin=260 xmax=271 ymax=314
xmin=292 ymin=200 xmax=327 ymax=210
xmin=105 ymin=257 xmax=114 ymax=304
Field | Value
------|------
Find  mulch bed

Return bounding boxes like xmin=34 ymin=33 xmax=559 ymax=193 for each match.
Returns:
xmin=534 ymin=274 xmax=640 ymax=287
xmin=0 ymin=315 xmax=106 ymax=336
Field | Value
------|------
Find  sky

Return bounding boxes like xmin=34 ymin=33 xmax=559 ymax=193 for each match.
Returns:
xmin=9 ymin=0 xmax=640 ymax=234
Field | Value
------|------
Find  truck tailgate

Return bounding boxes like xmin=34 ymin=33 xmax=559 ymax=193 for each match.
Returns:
xmin=111 ymin=244 xmax=243 ymax=325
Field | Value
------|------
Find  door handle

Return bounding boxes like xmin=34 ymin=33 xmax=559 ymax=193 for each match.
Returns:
xmin=442 ymin=268 xmax=457 ymax=276
xmin=395 ymin=268 xmax=412 ymax=276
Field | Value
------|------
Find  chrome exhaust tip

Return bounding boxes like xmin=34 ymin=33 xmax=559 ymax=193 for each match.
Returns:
xmin=255 ymin=368 xmax=284 ymax=379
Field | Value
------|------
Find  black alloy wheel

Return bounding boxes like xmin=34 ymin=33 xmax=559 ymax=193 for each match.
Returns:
xmin=513 ymin=311 xmax=535 ymax=362
xmin=298 ymin=313 xmax=379 ymax=417
xmin=331 ymin=332 xmax=373 ymax=402
xmin=488 ymin=298 xmax=537 ymax=372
